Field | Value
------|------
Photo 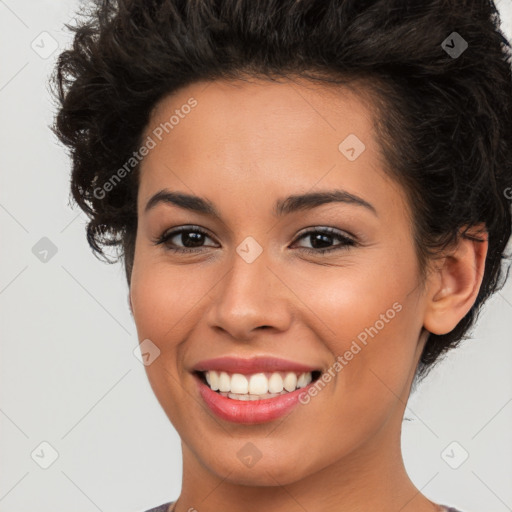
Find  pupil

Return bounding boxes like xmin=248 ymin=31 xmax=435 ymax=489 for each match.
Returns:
xmin=312 ymin=233 xmax=332 ymax=249
xmin=183 ymin=232 xmax=204 ymax=247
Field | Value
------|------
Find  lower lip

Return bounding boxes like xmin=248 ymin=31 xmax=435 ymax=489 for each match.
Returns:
xmin=195 ymin=374 xmax=315 ymax=424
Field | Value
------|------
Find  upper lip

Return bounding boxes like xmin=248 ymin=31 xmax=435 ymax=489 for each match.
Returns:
xmin=192 ymin=356 xmax=321 ymax=375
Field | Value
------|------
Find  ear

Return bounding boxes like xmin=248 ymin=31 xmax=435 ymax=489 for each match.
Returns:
xmin=423 ymin=224 xmax=488 ymax=336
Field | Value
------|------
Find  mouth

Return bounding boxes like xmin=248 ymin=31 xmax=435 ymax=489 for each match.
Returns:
xmin=193 ymin=368 xmax=323 ymax=424
xmin=194 ymin=369 xmax=323 ymax=400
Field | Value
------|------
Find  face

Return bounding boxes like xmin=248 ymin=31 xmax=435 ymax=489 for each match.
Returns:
xmin=129 ymin=77 xmax=431 ymax=485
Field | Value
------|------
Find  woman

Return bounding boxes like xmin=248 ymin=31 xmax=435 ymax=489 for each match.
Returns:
xmin=50 ymin=0 xmax=512 ymax=511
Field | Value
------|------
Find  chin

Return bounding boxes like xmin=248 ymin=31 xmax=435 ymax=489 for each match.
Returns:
xmin=194 ymin=438 xmax=322 ymax=487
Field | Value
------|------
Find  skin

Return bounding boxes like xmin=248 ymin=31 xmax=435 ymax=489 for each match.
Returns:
xmin=128 ymin=77 xmax=488 ymax=512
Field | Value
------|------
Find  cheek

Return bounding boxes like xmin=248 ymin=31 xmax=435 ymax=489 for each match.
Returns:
xmin=130 ymin=273 xmax=176 ymax=341
xmin=129 ymin=260 xmax=197 ymax=418
xmin=130 ymin=251 xmax=209 ymax=342
xmin=298 ymin=249 xmax=422 ymax=413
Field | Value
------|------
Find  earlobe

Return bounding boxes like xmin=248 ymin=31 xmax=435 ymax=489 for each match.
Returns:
xmin=423 ymin=224 xmax=488 ymax=336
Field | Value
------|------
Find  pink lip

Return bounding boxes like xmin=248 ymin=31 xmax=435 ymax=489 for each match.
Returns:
xmin=192 ymin=356 xmax=320 ymax=375
xmin=194 ymin=373 xmax=317 ymax=424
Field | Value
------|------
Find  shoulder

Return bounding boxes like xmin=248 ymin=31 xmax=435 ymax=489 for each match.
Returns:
xmin=143 ymin=503 xmax=466 ymax=512
xmin=142 ymin=501 xmax=174 ymax=512
xmin=143 ymin=503 xmax=467 ymax=512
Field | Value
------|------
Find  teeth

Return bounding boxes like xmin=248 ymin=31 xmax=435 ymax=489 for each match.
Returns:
xmin=225 ymin=390 xmax=289 ymax=400
xmin=231 ymin=373 xmax=249 ymax=394
xmin=218 ymin=372 xmax=230 ymax=392
xmin=249 ymin=373 xmax=268 ymax=395
xmin=268 ymin=372 xmax=284 ymax=393
xmin=297 ymin=373 xmax=308 ymax=388
xmin=283 ymin=372 xmax=297 ymax=392
xmin=203 ymin=370 xmax=313 ymax=396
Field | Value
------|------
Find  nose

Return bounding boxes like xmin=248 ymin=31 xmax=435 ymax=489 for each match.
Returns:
xmin=205 ymin=250 xmax=293 ymax=341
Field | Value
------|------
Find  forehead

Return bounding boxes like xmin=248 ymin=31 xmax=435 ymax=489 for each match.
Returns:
xmin=143 ymin=77 xmax=375 ymax=157
xmin=137 ymin=77 xmax=406 ymax=221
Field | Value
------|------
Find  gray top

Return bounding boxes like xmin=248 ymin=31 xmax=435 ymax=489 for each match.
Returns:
xmin=143 ymin=503 xmax=173 ymax=512
xmin=143 ymin=502 xmax=464 ymax=512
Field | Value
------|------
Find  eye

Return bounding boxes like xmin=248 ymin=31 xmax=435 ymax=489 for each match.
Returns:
xmin=292 ymin=227 xmax=357 ymax=254
xmin=153 ymin=225 xmax=357 ymax=255
xmin=152 ymin=226 xmax=218 ymax=253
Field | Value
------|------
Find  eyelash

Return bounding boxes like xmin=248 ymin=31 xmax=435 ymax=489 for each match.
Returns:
xmin=152 ymin=225 xmax=357 ymax=255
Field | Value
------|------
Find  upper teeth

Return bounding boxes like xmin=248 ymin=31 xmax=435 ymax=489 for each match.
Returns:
xmin=204 ymin=371 xmax=313 ymax=394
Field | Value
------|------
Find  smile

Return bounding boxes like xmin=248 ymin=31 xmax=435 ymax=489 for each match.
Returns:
xmin=198 ymin=370 xmax=321 ymax=400
xmin=194 ymin=371 xmax=322 ymax=424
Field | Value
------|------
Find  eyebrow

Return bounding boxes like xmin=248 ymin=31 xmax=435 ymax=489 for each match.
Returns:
xmin=144 ymin=189 xmax=377 ymax=218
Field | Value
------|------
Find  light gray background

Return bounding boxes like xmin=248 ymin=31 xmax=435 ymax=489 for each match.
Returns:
xmin=1 ymin=1 xmax=511 ymax=511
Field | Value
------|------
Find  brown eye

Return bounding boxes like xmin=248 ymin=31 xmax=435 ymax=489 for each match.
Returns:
xmin=153 ymin=226 xmax=218 ymax=253
xmin=292 ymin=228 xmax=357 ymax=254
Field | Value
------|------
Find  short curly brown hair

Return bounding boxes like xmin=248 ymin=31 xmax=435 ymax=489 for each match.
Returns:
xmin=50 ymin=0 xmax=512 ymax=382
